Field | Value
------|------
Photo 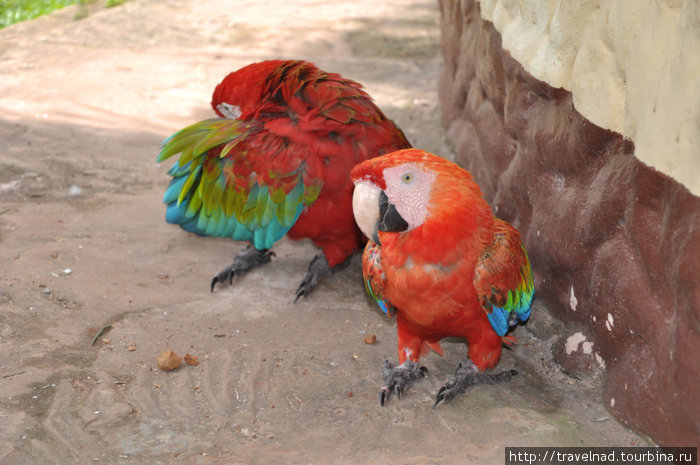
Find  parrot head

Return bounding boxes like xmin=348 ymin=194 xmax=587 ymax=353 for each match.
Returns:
xmin=351 ymin=148 xmax=484 ymax=245
xmin=211 ymin=60 xmax=291 ymax=120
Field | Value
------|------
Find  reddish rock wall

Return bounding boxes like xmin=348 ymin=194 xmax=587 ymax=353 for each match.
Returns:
xmin=438 ymin=0 xmax=700 ymax=446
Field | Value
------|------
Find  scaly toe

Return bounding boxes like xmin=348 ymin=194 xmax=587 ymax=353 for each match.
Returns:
xmin=378 ymin=359 xmax=427 ymax=406
xmin=433 ymin=363 xmax=518 ymax=408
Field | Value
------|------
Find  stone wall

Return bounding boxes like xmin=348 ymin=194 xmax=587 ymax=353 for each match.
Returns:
xmin=476 ymin=0 xmax=700 ymax=197
xmin=438 ymin=0 xmax=700 ymax=446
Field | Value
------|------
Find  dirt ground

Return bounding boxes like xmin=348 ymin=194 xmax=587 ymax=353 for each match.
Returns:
xmin=0 ymin=0 xmax=650 ymax=463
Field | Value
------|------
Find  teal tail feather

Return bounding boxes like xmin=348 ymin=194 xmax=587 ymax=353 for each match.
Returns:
xmin=161 ymin=162 xmax=304 ymax=250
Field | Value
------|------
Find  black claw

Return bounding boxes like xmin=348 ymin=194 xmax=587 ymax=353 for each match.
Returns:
xmin=294 ymin=254 xmax=330 ymax=303
xmin=294 ymin=254 xmax=354 ymax=303
xmin=378 ymin=359 xmax=426 ymax=406
xmin=210 ymin=246 xmax=274 ymax=292
xmin=433 ymin=364 xmax=518 ymax=408
xmin=433 ymin=391 xmax=446 ymax=409
xmin=379 ymin=388 xmax=388 ymax=406
xmin=293 ymin=288 xmax=306 ymax=304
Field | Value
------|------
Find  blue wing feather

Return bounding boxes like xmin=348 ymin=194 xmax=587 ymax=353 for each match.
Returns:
xmin=157 ymin=119 xmax=310 ymax=250
xmin=474 ymin=221 xmax=535 ymax=337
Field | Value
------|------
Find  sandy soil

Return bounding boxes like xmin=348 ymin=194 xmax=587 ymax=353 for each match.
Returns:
xmin=0 ymin=1 xmax=649 ymax=463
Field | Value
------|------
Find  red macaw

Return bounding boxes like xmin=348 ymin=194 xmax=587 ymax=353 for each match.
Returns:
xmin=157 ymin=60 xmax=410 ymax=300
xmin=351 ymin=149 xmax=534 ymax=406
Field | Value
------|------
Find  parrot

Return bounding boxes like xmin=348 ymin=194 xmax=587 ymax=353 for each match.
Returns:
xmin=156 ymin=60 xmax=411 ymax=300
xmin=351 ymin=148 xmax=535 ymax=406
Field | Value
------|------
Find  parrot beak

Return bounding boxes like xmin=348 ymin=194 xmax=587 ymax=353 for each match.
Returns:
xmin=353 ymin=181 xmax=382 ymax=244
xmin=377 ymin=190 xmax=408 ymax=234
xmin=353 ymin=182 xmax=408 ymax=246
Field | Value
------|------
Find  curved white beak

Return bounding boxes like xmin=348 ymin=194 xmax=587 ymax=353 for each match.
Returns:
xmin=352 ymin=181 xmax=381 ymax=244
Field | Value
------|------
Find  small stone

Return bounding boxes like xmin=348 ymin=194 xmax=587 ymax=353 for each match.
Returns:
xmin=184 ymin=353 xmax=199 ymax=366
xmin=157 ymin=350 xmax=182 ymax=371
xmin=364 ymin=334 xmax=377 ymax=344
xmin=68 ymin=185 xmax=84 ymax=196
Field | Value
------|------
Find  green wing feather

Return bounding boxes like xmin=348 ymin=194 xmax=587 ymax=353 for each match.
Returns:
xmin=158 ymin=118 xmax=318 ymax=250
xmin=361 ymin=240 xmax=394 ymax=316
xmin=474 ymin=221 xmax=535 ymax=336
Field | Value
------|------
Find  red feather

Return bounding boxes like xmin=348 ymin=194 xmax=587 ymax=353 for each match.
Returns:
xmin=209 ymin=60 xmax=411 ymax=266
xmin=353 ymin=149 xmax=533 ymax=371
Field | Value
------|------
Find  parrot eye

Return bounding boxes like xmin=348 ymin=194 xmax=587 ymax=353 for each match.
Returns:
xmin=217 ymin=102 xmax=242 ymax=119
xmin=401 ymin=172 xmax=414 ymax=184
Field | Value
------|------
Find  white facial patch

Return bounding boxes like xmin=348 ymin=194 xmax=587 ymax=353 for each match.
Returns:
xmin=382 ymin=163 xmax=435 ymax=231
xmin=217 ymin=102 xmax=242 ymax=119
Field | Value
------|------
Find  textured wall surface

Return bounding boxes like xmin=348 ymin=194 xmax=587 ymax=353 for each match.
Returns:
xmin=478 ymin=0 xmax=700 ymax=197
xmin=438 ymin=0 xmax=700 ymax=446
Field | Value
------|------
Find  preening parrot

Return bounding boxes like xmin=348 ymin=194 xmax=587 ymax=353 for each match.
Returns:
xmin=156 ymin=60 xmax=411 ymax=300
xmin=351 ymin=149 xmax=534 ymax=406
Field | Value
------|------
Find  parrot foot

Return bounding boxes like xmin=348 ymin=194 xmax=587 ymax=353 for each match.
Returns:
xmin=294 ymin=254 xmax=350 ymax=303
xmin=210 ymin=245 xmax=275 ymax=292
xmin=379 ymin=358 xmax=428 ymax=406
xmin=433 ymin=362 xmax=517 ymax=408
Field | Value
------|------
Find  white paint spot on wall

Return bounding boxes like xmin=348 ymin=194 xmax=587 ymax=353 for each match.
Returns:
xmin=605 ymin=313 xmax=614 ymax=332
xmin=595 ymin=352 xmax=606 ymax=368
xmin=565 ymin=332 xmax=587 ymax=355
xmin=581 ymin=341 xmax=593 ymax=354
xmin=569 ymin=285 xmax=578 ymax=311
